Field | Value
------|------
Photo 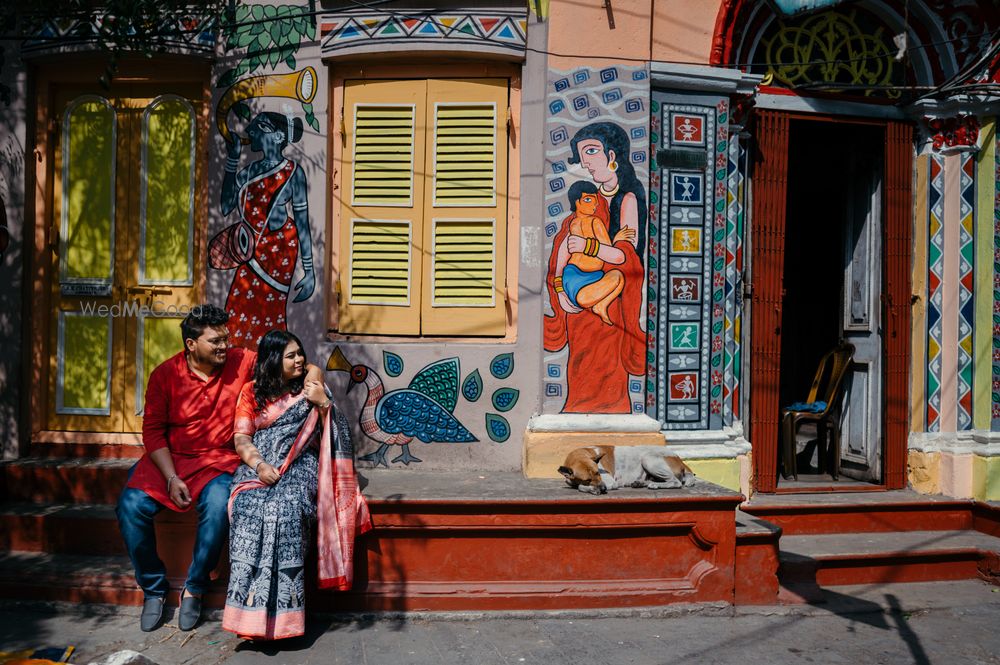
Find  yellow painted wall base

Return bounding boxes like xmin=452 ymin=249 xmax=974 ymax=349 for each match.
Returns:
xmin=908 ymin=450 xmax=1000 ymax=501
xmin=685 ymin=458 xmax=741 ymax=493
xmin=972 ymin=455 xmax=1000 ymax=502
xmin=523 ymin=431 xmax=666 ymax=479
xmin=522 ymin=430 xmax=745 ymax=494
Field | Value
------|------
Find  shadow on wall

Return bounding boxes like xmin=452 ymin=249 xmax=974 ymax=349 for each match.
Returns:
xmin=0 ymin=41 xmax=25 ymax=457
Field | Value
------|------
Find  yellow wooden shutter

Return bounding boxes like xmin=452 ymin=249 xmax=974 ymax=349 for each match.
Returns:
xmin=339 ymin=79 xmax=426 ymax=335
xmin=421 ymin=79 xmax=508 ymax=336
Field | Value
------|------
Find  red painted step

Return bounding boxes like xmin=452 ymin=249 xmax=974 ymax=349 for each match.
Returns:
xmin=742 ymin=490 xmax=974 ymax=535
xmin=0 ymin=551 xmax=226 ymax=608
xmin=0 ymin=458 xmax=133 ymax=504
xmin=0 ymin=502 xmax=221 ymax=567
xmin=30 ymin=441 xmax=144 ymax=460
xmin=734 ymin=510 xmax=781 ymax=605
xmin=778 ymin=530 xmax=1000 ymax=589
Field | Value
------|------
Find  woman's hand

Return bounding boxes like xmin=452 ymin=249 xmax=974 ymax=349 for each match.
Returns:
xmin=303 ymin=379 xmax=329 ymax=407
xmin=566 ymin=234 xmax=587 ymax=254
xmin=256 ymin=462 xmax=280 ymax=486
xmin=226 ymin=138 xmax=242 ymax=160
xmin=612 ymin=227 xmax=636 ymax=245
xmin=558 ymin=291 xmax=582 ymax=314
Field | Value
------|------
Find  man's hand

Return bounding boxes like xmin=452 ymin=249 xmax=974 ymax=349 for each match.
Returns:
xmin=168 ymin=476 xmax=192 ymax=510
xmin=257 ymin=462 xmax=281 ymax=486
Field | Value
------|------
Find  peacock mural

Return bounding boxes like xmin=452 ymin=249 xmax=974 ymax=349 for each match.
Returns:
xmin=327 ymin=347 xmax=479 ymax=466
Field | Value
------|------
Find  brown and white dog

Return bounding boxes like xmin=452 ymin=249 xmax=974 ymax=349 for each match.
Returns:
xmin=558 ymin=445 xmax=696 ymax=494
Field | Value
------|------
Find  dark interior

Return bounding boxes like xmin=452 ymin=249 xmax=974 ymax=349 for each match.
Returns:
xmin=779 ymin=119 xmax=884 ymax=478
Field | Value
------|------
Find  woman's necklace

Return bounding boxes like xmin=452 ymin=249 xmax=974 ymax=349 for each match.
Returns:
xmin=600 ymin=182 xmax=620 ymax=197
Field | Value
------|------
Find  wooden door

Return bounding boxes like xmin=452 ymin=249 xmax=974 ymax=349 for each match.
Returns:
xmin=749 ymin=110 xmax=790 ymax=493
xmin=47 ymin=84 xmax=204 ymax=433
xmin=839 ymin=144 xmax=883 ymax=481
xmin=882 ymin=121 xmax=913 ymax=490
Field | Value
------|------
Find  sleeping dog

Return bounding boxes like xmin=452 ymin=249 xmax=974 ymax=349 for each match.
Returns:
xmin=558 ymin=445 xmax=696 ymax=494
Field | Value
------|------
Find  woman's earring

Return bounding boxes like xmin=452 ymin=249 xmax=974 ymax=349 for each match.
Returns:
xmin=610 ymin=160 xmax=618 ymax=172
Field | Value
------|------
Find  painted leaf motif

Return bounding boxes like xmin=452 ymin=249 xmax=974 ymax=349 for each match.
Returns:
xmin=491 ymin=387 xmax=519 ymax=412
xmin=269 ymin=21 xmax=283 ymax=44
xmin=217 ymin=68 xmax=238 ymax=88
xmin=383 ymin=350 xmax=404 ymax=378
xmin=233 ymin=102 xmax=252 ymax=121
xmin=490 ymin=352 xmax=514 ymax=379
xmin=376 ymin=390 xmax=477 ymax=443
xmin=462 ymin=369 xmax=483 ymax=402
xmin=485 ymin=413 xmax=510 ymax=443
xmin=408 ymin=358 xmax=460 ymax=412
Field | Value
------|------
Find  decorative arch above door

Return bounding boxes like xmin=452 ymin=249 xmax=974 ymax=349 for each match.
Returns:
xmin=711 ymin=0 xmax=1000 ymax=98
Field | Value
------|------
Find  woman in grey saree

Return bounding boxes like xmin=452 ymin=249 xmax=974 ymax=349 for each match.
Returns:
xmin=223 ymin=331 xmax=371 ymax=640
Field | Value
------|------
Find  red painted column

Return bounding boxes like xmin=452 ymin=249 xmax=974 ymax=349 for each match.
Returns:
xmin=883 ymin=121 xmax=914 ymax=489
xmin=749 ymin=110 xmax=790 ymax=493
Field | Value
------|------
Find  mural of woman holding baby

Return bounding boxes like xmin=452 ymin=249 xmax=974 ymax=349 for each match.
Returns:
xmin=544 ymin=122 xmax=647 ymax=413
xmin=214 ymin=110 xmax=316 ymax=350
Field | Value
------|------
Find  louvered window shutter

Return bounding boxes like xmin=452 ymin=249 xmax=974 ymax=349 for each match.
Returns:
xmin=421 ymin=79 xmax=508 ymax=336
xmin=339 ymin=79 xmax=426 ymax=335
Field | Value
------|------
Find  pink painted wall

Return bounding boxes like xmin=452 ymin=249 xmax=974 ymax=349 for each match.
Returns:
xmin=547 ymin=0 xmax=719 ymax=68
xmin=548 ymin=0 xmax=652 ymax=68
xmin=651 ymin=0 xmax=720 ymax=64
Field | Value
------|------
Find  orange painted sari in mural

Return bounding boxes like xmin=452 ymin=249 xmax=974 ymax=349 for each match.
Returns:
xmin=225 ymin=159 xmax=299 ymax=349
xmin=544 ymin=197 xmax=645 ymax=413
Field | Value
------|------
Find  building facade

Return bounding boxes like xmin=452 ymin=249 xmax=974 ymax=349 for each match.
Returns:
xmin=1 ymin=0 xmax=998 ymax=501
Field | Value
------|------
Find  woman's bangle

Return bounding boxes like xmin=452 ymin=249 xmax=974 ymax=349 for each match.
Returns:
xmin=554 ymin=277 xmax=564 ymax=294
xmin=316 ymin=398 xmax=332 ymax=409
xmin=166 ymin=474 xmax=178 ymax=490
xmin=254 ymin=459 xmax=265 ymax=474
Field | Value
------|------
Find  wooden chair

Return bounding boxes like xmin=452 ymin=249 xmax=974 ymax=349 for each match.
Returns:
xmin=780 ymin=342 xmax=855 ymax=481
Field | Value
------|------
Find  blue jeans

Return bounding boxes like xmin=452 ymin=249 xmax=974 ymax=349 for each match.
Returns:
xmin=116 ymin=470 xmax=233 ymax=598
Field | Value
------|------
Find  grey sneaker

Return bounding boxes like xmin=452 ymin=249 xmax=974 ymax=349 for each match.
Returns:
xmin=178 ymin=589 xmax=202 ymax=631
xmin=139 ymin=596 xmax=166 ymax=632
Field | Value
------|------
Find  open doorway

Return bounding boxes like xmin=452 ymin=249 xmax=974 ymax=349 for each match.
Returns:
xmin=778 ymin=119 xmax=884 ymax=487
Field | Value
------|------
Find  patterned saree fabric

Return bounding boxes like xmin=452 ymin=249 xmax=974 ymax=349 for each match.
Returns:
xmin=223 ymin=384 xmax=372 ymax=640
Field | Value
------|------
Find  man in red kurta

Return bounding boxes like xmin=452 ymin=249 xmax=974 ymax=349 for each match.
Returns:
xmin=116 ymin=304 xmax=321 ymax=633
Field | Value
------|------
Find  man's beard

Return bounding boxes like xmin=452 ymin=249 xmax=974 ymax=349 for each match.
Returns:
xmin=193 ymin=346 xmax=226 ymax=367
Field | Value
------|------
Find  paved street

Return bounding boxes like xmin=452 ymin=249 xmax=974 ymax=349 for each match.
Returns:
xmin=1 ymin=581 xmax=999 ymax=665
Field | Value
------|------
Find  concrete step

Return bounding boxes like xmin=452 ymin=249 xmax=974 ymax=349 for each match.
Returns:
xmin=778 ymin=529 xmax=1000 ymax=590
xmin=0 ymin=458 xmax=132 ymax=504
xmin=742 ymin=490 xmax=975 ymax=535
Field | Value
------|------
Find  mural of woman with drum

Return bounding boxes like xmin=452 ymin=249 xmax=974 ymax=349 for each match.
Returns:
xmin=210 ymin=68 xmax=318 ymax=350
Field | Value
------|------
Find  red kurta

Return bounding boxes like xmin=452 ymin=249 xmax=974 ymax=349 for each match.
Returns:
xmin=126 ymin=347 xmax=257 ymax=511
